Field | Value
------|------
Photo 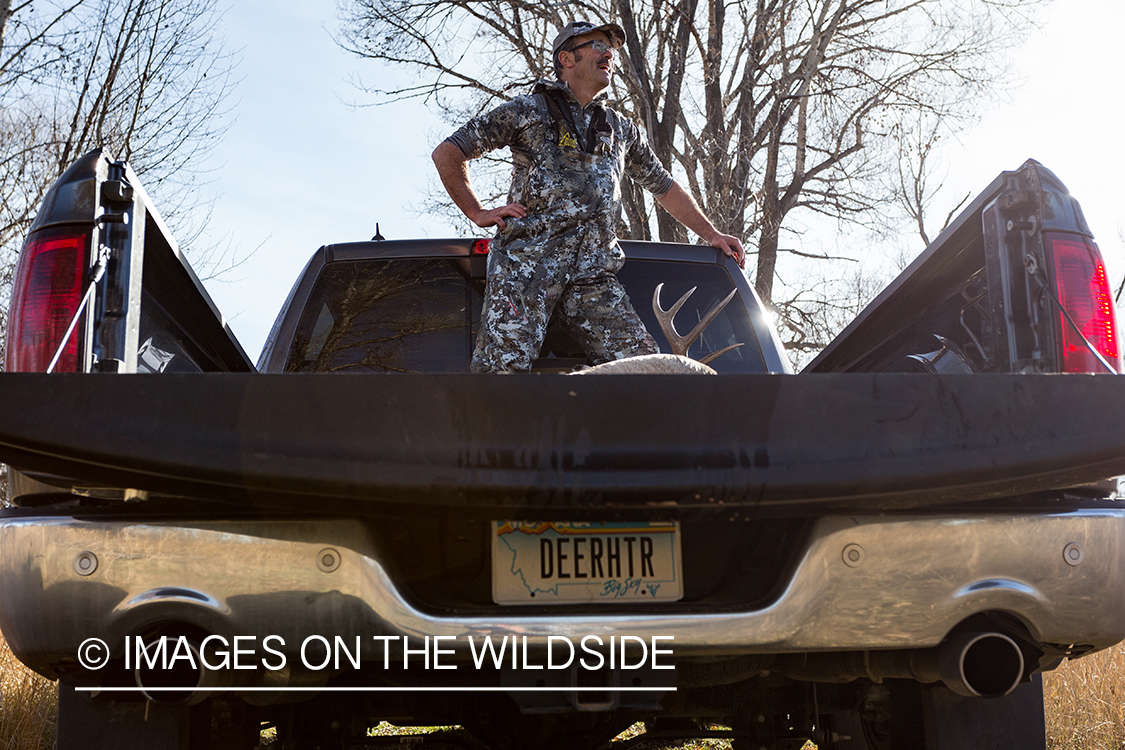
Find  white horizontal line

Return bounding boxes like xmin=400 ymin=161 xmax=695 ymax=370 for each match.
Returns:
xmin=77 ymin=686 xmax=675 ymax=693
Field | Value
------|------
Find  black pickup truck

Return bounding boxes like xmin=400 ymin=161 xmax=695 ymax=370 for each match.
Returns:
xmin=1 ymin=150 xmax=1124 ymax=750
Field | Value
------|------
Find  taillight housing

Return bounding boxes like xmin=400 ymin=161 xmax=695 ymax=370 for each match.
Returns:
xmin=472 ymin=239 xmax=491 ymax=254
xmin=1047 ymin=232 xmax=1121 ymax=373
xmin=5 ymin=226 xmax=91 ymax=373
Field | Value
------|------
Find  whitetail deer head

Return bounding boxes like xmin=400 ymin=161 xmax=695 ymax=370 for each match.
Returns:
xmin=571 ymin=284 xmax=744 ymax=374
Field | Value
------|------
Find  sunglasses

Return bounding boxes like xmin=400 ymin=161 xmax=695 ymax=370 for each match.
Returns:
xmin=567 ymin=39 xmax=617 ymax=57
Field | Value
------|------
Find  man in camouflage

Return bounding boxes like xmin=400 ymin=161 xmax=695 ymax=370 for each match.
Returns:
xmin=433 ymin=20 xmax=746 ymax=373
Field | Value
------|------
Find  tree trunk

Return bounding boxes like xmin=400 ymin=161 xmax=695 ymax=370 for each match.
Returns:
xmin=756 ymin=215 xmax=780 ymax=305
xmin=620 ymin=178 xmax=652 ymax=241
xmin=657 ymin=202 xmax=687 ymax=243
xmin=0 ymin=0 xmax=12 ymax=53
xmin=756 ymin=104 xmax=784 ymax=305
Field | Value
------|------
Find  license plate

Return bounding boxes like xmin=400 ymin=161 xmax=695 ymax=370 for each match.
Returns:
xmin=492 ymin=521 xmax=683 ymax=605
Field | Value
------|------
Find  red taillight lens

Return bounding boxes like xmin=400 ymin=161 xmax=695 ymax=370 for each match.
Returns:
xmin=4 ymin=227 xmax=91 ymax=373
xmin=472 ymin=239 xmax=491 ymax=255
xmin=1048 ymin=233 xmax=1121 ymax=373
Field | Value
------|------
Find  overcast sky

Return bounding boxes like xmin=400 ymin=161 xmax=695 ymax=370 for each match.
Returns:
xmin=197 ymin=1 xmax=1125 ymax=363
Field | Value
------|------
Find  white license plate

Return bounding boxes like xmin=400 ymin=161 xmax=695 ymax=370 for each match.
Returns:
xmin=492 ymin=521 xmax=683 ymax=605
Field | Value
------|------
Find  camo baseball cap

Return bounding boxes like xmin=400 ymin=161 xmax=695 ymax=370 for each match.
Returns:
xmin=551 ymin=21 xmax=626 ymax=58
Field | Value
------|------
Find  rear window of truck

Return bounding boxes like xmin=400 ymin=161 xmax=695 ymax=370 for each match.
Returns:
xmin=284 ymin=258 xmax=766 ymax=373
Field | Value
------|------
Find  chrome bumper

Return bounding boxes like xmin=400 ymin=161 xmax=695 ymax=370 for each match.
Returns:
xmin=2 ymin=510 xmax=1123 ymax=674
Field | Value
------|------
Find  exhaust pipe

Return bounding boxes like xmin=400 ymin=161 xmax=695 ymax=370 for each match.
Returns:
xmin=913 ymin=631 xmax=1025 ymax=698
xmin=133 ymin=638 xmax=224 ymax=706
xmin=773 ymin=631 xmax=1026 ymax=698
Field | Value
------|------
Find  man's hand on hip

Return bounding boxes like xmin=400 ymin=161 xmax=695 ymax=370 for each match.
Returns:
xmin=473 ymin=203 xmax=527 ymax=230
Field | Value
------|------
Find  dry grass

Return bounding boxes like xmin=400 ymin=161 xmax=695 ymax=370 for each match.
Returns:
xmin=4 ymin=632 xmax=1125 ymax=749
xmin=1044 ymin=642 xmax=1125 ymax=749
xmin=367 ymin=721 xmax=461 ymax=736
xmin=612 ymin=721 xmax=735 ymax=749
xmin=610 ymin=722 xmax=817 ymax=749
xmin=0 ymin=634 xmax=56 ymax=750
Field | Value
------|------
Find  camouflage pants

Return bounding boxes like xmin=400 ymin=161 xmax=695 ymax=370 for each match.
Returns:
xmin=471 ymin=245 xmax=658 ymax=373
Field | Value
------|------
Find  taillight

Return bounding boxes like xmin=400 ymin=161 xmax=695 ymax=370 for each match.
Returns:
xmin=472 ymin=239 xmax=491 ymax=254
xmin=1048 ymin=232 xmax=1121 ymax=373
xmin=5 ymin=226 xmax=91 ymax=373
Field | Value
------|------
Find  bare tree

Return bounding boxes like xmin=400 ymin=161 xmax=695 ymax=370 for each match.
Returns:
xmin=775 ymin=259 xmax=889 ymax=368
xmin=1 ymin=0 xmax=89 ymax=89
xmin=337 ymin=0 xmax=1042 ymax=334
xmin=0 ymin=0 xmax=235 ymax=369
xmin=0 ymin=0 xmax=234 ymax=269
xmin=886 ymin=112 xmax=971 ymax=248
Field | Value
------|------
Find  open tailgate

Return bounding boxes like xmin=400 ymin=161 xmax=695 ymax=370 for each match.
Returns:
xmin=0 ymin=372 xmax=1122 ymax=513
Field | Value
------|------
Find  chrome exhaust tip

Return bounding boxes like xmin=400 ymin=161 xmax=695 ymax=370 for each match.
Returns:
xmin=133 ymin=638 xmax=218 ymax=706
xmin=929 ymin=631 xmax=1025 ymax=698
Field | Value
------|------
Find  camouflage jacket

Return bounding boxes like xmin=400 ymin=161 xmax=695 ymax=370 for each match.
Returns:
xmin=446 ymin=79 xmax=674 ymax=271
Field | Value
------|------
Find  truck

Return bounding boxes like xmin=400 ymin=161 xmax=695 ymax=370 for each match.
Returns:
xmin=0 ymin=149 xmax=1123 ymax=750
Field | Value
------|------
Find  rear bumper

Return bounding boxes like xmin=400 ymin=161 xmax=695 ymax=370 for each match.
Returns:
xmin=2 ymin=510 xmax=1123 ymax=678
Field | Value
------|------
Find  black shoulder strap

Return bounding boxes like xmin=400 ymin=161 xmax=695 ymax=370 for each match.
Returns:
xmin=586 ymin=105 xmax=609 ymax=154
xmin=542 ymin=89 xmax=581 ymax=148
xmin=539 ymin=89 xmax=611 ymax=154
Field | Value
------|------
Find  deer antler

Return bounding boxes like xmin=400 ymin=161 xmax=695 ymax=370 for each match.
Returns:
xmin=652 ymin=284 xmax=745 ymax=365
